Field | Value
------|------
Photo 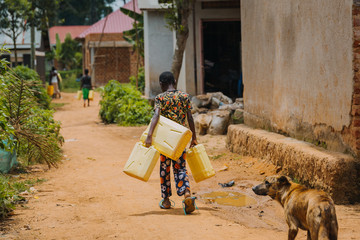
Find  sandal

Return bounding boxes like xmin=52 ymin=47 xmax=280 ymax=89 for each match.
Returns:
xmin=159 ymin=199 xmax=175 ymax=209
xmin=182 ymin=197 xmax=197 ymax=215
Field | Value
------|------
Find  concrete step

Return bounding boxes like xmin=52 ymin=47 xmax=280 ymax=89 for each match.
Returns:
xmin=226 ymin=124 xmax=360 ymax=204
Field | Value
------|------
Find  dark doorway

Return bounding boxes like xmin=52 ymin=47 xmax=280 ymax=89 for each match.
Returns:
xmin=202 ymin=20 xmax=242 ymax=99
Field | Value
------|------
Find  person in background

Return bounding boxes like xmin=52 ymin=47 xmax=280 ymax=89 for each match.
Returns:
xmin=144 ymin=71 xmax=198 ymax=214
xmin=80 ymin=69 xmax=92 ymax=107
xmin=49 ymin=67 xmax=61 ymax=99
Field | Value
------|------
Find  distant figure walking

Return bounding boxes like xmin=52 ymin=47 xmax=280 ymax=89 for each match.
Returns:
xmin=49 ymin=67 xmax=61 ymax=99
xmin=80 ymin=69 xmax=92 ymax=107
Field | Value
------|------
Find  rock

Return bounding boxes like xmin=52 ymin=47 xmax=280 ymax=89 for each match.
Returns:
xmin=208 ymin=110 xmax=231 ymax=135
xmin=195 ymin=114 xmax=212 ymax=135
xmin=191 ymin=95 xmax=211 ymax=108
xmin=207 ymin=92 xmax=233 ymax=104
xmin=210 ymin=97 xmax=222 ymax=109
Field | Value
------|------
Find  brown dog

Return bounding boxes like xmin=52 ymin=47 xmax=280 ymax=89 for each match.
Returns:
xmin=252 ymin=175 xmax=338 ymax=240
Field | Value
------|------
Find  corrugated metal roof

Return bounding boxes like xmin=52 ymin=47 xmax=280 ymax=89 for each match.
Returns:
xmin=77 ymin=0 xmax=140 ymax=39
xmin=49 ymin=26 xmax=90 ymax=45
xmin=0 ymin=28 xmax=42 ymax=49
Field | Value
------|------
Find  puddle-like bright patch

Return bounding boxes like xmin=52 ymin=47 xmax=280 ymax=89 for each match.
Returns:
xmin=200 ymin=191 xmax=257 ymax=207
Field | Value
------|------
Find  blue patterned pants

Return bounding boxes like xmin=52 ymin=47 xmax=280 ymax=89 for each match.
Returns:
xmin=160 ymin=151 xmax=190 ymax=199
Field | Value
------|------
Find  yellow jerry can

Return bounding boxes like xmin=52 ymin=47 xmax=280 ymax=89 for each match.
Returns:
xmin=186 ymin=144 xmax=215 ymax=183
xmin=123 ymin=142 xmax=160 ymax=182
xmin=140 ymin=116 xmax=192 ymax=160
xmin=47 ymin=85 xmax=54 ymax=96
xmin=77 ymin=90 xmax=82 ymax=100
xmin=88 ymin=90 xmax=94 ymax=100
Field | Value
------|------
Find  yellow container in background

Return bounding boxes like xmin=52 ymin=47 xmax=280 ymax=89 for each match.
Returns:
xmin=140 ymin=116 xmax=192 ymax=160
xmin=47 ymin=85 xmax=54 ymax=96
xmin=88 ymin=90 xmax=94 ymax=100
xmin=186 ymin=144 xmax=215 ymax=182
xmin=77 ymin=90 xmax=82 ymax=100
xmin=123 ymin=142 xmax=160 ymax=182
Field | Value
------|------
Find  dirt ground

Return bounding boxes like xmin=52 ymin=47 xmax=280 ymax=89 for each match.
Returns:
xmin=2 ymin=92 xmax=360 ymax=240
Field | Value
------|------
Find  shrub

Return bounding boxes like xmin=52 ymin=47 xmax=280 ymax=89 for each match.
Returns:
xmin=12 ymin=66 xmax=51 ymax=109
xmin=58 ymin=69 xmax=82 ymax=93
xmin=0 ymin=66 xmax=64 ymax=168
xmin=99 ymin=80 xmax=152 ymax=126
xmin=130 ymin=67 xmax=145 ymax=94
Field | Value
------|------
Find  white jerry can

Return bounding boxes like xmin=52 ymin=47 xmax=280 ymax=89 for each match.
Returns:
xmin=140 ymin=116 xmax=192 ymax=160
xmin=123 ymin=142 xmax=160 ymax=182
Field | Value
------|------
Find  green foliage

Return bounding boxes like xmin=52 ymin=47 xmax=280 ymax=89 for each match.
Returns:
xmin=58 ymin=0 xmax=115 ymax=25
xmin=17 ymin=107 xmax=63 ymax=166
xmin=120 ymin=7 xmax=144 ymax=57
xmin=0 ymin=0 xmax=30 ymax=65
xmin=0 ymin=65 xmax=64 ymax=168
xmin=161 ymin=0 xmax=193 ymax=33
xmin=129 ymin=67 xmax=145 ymax=94
xmin=58 ymin=69 xmax=81 ymax=93
xmin=49 ymin=34 xmax=82 ymax=70
xmin=0 ymin=175 xmax=45 ymax=219
xmin=52 ymin=33 xmax=62 ymax=63
xmin=99 ymin=80 xmax=152 ymax=126
xmin=12 ymin=65 xmax=51 ymax=109
xmin=60 ymin=34 xmax=81 ymax=69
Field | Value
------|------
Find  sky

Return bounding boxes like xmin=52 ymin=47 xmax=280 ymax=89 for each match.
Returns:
xmin=110 ymin=0 xmax=129 ymax=11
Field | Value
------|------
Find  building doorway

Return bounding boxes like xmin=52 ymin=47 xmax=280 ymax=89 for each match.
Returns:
xmin=202 ymin=20 xmax=242 ymax=99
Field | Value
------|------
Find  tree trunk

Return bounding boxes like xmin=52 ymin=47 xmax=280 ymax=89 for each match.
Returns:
xmin=31 ymin=23 xmax=35 ymax=69
xmin=171 ymin=1 xmax=193 ymax=88
xmin=13 ymin=31 xmax=18 ymax=66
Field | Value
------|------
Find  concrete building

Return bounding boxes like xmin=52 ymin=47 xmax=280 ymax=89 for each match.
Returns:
xmin=139 ymin=0 xmax=241 ymax=99
xmin=140 ymin=0 xmax=360 ymax=157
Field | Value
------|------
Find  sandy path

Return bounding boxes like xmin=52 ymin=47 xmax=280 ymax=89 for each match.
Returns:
xmin=3 ymin=92 xmax=360 ymax=240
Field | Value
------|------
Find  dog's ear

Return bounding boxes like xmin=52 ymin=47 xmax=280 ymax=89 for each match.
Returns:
xmin=278 ymin=176 xmax=289 ymax=185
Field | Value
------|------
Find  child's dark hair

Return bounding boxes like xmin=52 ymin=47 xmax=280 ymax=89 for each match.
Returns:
xmin=85 ymin=69 xmax=89 ymax=75
xmin=159 ymin=71 xmax=175 ymax=85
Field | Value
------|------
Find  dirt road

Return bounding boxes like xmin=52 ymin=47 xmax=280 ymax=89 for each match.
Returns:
xmin=3 ymin=92 xmax=360 ymax=240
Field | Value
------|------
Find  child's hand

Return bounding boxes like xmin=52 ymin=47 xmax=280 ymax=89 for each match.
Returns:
xmin=144 ymin=135 xmax=152 ymax=148
xmin=190 ymin=139 xmax=198 ymax=148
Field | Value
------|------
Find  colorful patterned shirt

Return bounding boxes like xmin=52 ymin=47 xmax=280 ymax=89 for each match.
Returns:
xmin=154 ymin=90 xmax=192 ymax=126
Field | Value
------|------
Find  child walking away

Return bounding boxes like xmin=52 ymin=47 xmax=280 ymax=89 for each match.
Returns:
xmin=145 ymin=71 xmax=198 ymax=214
xmin=80 ymin=69 xmax=92 ymax=107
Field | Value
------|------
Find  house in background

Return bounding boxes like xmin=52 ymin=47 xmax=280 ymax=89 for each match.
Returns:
xmin=49 ymin=25 xmax=90 ymax=46
xmin=49 ymin=25 xmax=89 ymax=70
xmin=76 ymin=0 xmax=140 ymax=86
xmin=0 ymin=28 xmax=50 ymax=83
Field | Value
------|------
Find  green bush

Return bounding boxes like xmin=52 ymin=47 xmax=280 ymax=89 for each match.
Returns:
xmin=12 ymin=66 xmax=51 ymax=109
xmin=99 ymin=80 xmax=152 ymax=126
xmin=0 ymin=65 xmax=64 ymax=168
xmin=130 ymin=67 xmax=145 ymax=94
xmin=58 ymin=69 xmax=82 ymax=93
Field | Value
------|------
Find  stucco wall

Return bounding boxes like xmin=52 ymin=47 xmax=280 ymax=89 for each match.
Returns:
xmin=241 ymin=0 xmax=353 ymax=152
xmin=142 ymin=2 xmax=240 ymax=98
xmin=143 ymin=11 xmax=174 ymax=98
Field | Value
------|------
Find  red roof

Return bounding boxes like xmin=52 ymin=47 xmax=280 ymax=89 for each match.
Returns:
xmin=49 ymin=26 xmax=90 ymax=45
xmin=76 ymin=0 xmax=140 ymax=39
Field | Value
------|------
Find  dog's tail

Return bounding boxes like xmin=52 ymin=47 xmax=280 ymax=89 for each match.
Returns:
xmin=318 ymin=204 xmax=338 ymax=240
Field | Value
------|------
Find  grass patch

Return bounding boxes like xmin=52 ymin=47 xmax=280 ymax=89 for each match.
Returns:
xmin=50 ymin=102 xmax=68 ymax=110
xmin=211 ymin=154 xmax=225 ymax=160
xmin=0 ymin=175 xmax=46 ymax=218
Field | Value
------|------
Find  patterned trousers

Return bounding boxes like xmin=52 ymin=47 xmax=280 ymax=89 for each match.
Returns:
xmin=160 ymin=151 xmax=190 ymax=199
